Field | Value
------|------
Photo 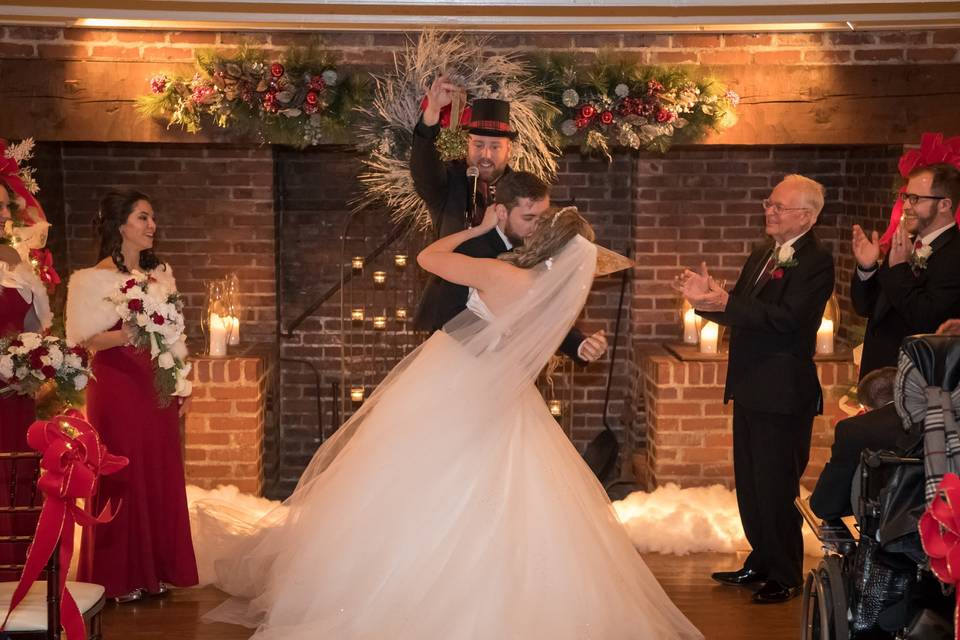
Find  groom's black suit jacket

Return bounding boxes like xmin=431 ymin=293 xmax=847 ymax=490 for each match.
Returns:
xmin=700 ymin=230 xmax=835 ymax=416
xmin=413 ymin=227 xmax=586 ymax=362
xmin=851 ymin=225 xmax=960 ymax=379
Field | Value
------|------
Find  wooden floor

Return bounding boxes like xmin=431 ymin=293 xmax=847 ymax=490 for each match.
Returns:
xmin=100 ymin=551 xmax=811 ymax=639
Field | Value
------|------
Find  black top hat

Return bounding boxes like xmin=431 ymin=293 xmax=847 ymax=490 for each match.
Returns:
xmin=466 ymin=98 xmax=518 ymax=140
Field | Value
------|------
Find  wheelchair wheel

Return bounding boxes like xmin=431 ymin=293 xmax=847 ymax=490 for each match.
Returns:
xmin=800 ymin=558 xmax=849 ymax=640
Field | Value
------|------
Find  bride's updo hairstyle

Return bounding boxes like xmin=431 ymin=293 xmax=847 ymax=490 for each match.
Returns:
xmin=499 ymin=206 xmax=594 ymax=269
xmin=95 ymin=189 xmax=162 ymax=273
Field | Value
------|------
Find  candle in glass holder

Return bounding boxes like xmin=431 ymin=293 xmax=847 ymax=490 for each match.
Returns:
xmin=396 ymin=307 xmax=408 ymax=321
xmin=209 ymin=312 xmax=229 ymax=357
xmin=373 ymin=316 xmax=387 ymax=330
xmin=816 ymin=317 xmax=835 ymax=355
xmin=351 ymin=257 xmax=364 ymax=274
xmin=373 ymin=271 xmax=386 ymax=288
xmin=394 ymin=254 xmax=408 ymax=269
xmin=699 ymin=322 xmax=719 ymax=354
xmin=683 ymin=308 xmax=699 ymax=344
xmin=350 ymin=386 xmax=364 ymax=403
xmin=548 ymin=399 xmax=562 ymax=418
xmin=227 ymin=315 xmax=240 ymax=345
xmin=351 ymin=308 xmax=365 ymax=325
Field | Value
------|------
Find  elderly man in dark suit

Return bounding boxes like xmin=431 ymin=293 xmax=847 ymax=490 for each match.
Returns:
xmin=679 ymin=174 xmax=835 ymax=604
xmin=851 ymin=163 xmax=960 ymax=379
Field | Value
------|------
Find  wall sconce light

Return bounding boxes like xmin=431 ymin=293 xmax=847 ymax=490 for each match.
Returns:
xmin=395 ymin=307 xmax=408 ymax=321
xmin=352 ymin=256 xmax=364 ymax=274
xmin=351 ymin=308 xmax=365 ymax=325
xmin=548 ymin=399 xmax=562 ymax=419
xmin=350 ymin=386 xmax=365 ymax=403
xmin=394 ymin=254 xmax=408 ymax=270
xmin=373 ymin=271 xmax=386 ymax=288
xmin=373 ymin=316 xmax=387 ymax=330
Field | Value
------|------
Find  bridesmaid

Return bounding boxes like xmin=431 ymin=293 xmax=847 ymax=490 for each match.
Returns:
xmin=66 ymin=190 xmax=197 ymax=603
xmin=0 ymin=179 xmax=53 ymax=578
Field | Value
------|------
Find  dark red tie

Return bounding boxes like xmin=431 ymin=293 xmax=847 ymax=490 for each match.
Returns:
xmin=753 ymin=248 xmax=777 ymax=289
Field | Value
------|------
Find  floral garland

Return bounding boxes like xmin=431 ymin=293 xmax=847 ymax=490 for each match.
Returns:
xmin=0 ymin=333 xmax=92 ymax=415
xmin=136 ymin=46 xmax=362 ymax=148
xmin=537 ymin=54 xmax=739 ymax=159
xmin=354 ymin=30 xmax=560 ymax=232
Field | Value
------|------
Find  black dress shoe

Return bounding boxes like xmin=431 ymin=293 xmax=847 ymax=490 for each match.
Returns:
xmin=711 ymin=567 xmax=766 ymax=586
xmin=752 ymin=580 xmax=801 ymax=604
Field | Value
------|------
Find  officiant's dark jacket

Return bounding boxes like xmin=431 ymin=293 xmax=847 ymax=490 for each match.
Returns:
xmin=851 ymin=225 xmax=960 ymax=379
xmin=701 ymin=230 xmax=835 ymax=417
xmin=410 ymin=118 xmax=585 ymax=362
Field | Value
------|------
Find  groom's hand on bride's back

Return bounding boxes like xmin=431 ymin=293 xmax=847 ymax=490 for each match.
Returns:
xmin=577 ymin=330 xmax=607 ymax=363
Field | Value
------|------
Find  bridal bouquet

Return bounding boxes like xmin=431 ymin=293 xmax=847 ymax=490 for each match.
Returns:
xmin=108 ymin=272 xmax=192 ymax=405
xmin=0 ymin=333 xmax=92 ymax=404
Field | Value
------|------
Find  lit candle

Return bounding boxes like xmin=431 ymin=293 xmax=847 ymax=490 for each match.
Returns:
xmin=373 ymin=271 xmax=386 ymax=288
xmin=394 ymin=254 xmax=408 ymax=269
xmin=683 ymin=308 xmax=699 ymax=344
xmin=351 ymin=256 xmax=364 ymax=273
xmin=373 ymin=316 xmax=387 ymax=330
xmin=548 ymin=399 xmax=562 ymax=418
xmin=699 ymin=322 xmax=719 ymax=354
xmin=351 ymin=308 xmax=365 ymax=325
xmin=209 ymin=312 xmax=228 ymax=357
xmin=395 ymin=307 xmax=408 ymax=321
xmin=227 ymin=315 xmax=240 ymax=346
xmin=817 ymin=317 xmax=834 ymax=355
xmin=350 ymin=386 xmax=364 ymax=403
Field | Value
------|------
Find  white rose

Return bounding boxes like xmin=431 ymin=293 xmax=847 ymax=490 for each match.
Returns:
xmin=174 ymin=374 xmax=193 ymax=397
xmin=172 ymin=338 xmax=189 ymax=360
xmin=64 ymin=353 xmax=82 ymax=370
xmin=19 ymin=333 xmax=42 ymax=350
xmin=74 ymin=373 xmax=88 ymax=391
xmin=916 ymin=245 xmax=932 ymax=260
xmin=157 ymin=351 xmax=175 ymax=370
xmin=777 ymin=245 xmax=795 ymax=263
xmin=15 ymin=366 xmax=28 ymax=379
xmin=0 ymin=355 xmax=13 ymax=379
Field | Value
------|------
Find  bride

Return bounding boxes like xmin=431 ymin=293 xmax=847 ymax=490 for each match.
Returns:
xmin=203 ymin=204 xmax=703 ymax=639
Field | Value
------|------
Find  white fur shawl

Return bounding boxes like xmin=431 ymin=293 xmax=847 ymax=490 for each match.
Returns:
xmin=65 ymin=264 xmax=177 ymax=346
xmin=0 ymin=260 xmax=52 ymax=332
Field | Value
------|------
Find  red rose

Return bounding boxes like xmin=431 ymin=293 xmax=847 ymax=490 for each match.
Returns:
xmin=304 ymin=102 xmax=319 ymax=115
xmin=120 ymin=278 xmax=136 ymax=293
xmin=128 ymin=299 xmax=144 ymax=312
xmin=647 ymin=79 xmax=665 ymax=94
xmin=10 ymin=339 xmax=22 ymax=349
xmin=575 ymin=117 xmax=588 ymax=129
xmin=656 ymin=108 xmax=674 ymax=123
xmin=579 ymin=104 xmax=596 ymax=119
xmin=152 ymin=313 xmax=165 ymax=326
xmin=600 ymin=110 xmax=614 ymax=125
xmin=41 ymin=365 xmax=56 ymax=379
xmin=309 ymin=75 xmax=326 ymax=91
xmin=771 ymin=268 xmax=785 ymax=280
xmin=305 ymin=91 xmax=318 ymax=106
xmin=270 ymin=62 xmax=284 ymax=78
xmin=29 ymin=348 xmax=47 ymax=369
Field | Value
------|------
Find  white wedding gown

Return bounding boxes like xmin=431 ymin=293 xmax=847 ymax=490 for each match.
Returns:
xmin=202 ymin=237 xmax=703 ymax=639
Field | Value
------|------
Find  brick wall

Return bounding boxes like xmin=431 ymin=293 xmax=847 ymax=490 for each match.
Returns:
xmin=1 ymin=26 xmax=958 ymax=66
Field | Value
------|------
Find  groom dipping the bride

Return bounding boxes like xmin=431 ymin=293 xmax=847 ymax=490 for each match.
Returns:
xmin=411 ymin=74 xmax=606 ymax=363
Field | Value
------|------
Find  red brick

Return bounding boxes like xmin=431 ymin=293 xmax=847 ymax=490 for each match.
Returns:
xmin=184 ymin=464 xmax=232 ymax=478
xmin=681 ymin=447 xmax=730 ymax=463
xmin=0 ymin=43 xmax=35 ymax=57
xmin=906 ymin=47 xmax=957 ymax=61
xmin=6 ymin=26 xmax=60 ymax=40
xmin=169 ymin=31 xmax=217 ymax=44
xmin=61 ymin=28 xmax=114 ymax=42
xmin=699 ymin=50 xmax=752 ymax=65
xmin=672 ymin=34 xmax=721 ymax=48
xmin=752 ymin=50 xmax=802 ymax=64
xmin=853 ymin=49 xmax=904 ymax=61
xmin=775 ymin=33 xmax=824 ymax=46
xmin=90 ymin=46 xmax=141 ymax=60
xmin=37 ymin=44 xmax=89 ymax=59
xmin=142 ymin=47 xmax=195 ymax=61
xmin=803 ymin=49 xmax=852 ymax=63
xmin=116 ymin=30 xmax=167 ymax=43
xmin=933 ymin=30 xmax=960 ymax=44
xmin=651 ymin=51 xmax=698 ymax=64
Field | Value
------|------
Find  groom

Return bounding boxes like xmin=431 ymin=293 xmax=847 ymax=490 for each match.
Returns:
xmin=414 ymin=171 xmax=607 ymax=363
xmin=679 ymin=174 xmax=834 ymax=604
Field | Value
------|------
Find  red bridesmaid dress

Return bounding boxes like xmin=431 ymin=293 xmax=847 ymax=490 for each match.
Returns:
xmin=0 ymin=285 xmax=37 ymax=578
xmin=76 ymin=322 xmax=198 ymax=597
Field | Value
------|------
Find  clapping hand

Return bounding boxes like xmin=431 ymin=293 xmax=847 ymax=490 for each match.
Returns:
xmin=851 ymin=224 xmax=881 ymax=269
xmin=676 ymin=262 xmax=729 ymax=312
xmin=887 ymin=222 xmax=911 ymax=267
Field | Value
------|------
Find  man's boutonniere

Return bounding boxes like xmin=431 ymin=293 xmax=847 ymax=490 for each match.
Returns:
xmin=910 ymin=244 xmax=932 ymax=272
xmin=770 ymin=245 xmax=798 ymax=280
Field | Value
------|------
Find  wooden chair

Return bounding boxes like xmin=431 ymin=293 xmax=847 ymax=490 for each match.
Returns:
xmin=0 ymin=451 xmax=105 ymax=640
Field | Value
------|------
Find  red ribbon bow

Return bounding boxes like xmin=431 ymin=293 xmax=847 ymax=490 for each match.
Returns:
xmin=419 ymin=96 xmax=473 ymax=129
xmin=0 ymin=139 xmax=46 ymax=226
xmin=919 ymin=472 xmax=960 ymax=640
xmin=29 ymin=247 xmax=61 ymax=291
xmin=1 ymin=410 xmax=128 ymax=640
xmin=879 ymin=132 xmax=960 ymax=253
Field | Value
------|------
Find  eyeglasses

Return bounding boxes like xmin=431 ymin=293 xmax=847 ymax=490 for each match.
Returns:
xmin=762 ymin=199 xmax=809 ymax=215
xmin=899 ymin=192 xmax=947 ymax=206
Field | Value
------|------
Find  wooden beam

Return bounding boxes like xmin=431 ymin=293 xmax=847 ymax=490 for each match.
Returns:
xmin=1 ymin=59 xmax=957 ymax=146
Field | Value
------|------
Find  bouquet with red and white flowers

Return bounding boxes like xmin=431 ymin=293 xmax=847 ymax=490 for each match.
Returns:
xmin=0 ymin=332 xmax=91 ymax=404
xmin=108 ymin=271 xmax=192 ymax=405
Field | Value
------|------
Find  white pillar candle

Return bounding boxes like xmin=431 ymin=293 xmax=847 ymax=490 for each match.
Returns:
xmin=816 ymin=317 xmax=834 ymax=355
xmin=227 ymin=315 xmax=240 ymax=345
xmin=209 ymin=312 xmax=228 ymax=357
xmin=699 ymin=322 xmax=719 ymax=354
xmin=683 ymin=308 xmax=699 ymax=344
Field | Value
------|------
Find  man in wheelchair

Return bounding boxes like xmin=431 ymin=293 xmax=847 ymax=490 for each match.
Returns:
xmin=799 ymin=332 xmax=960 ymax=640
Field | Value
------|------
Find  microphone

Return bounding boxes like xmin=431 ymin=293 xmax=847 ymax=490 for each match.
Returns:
xmin=466 ymin=165 xmax=479 ymax=227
